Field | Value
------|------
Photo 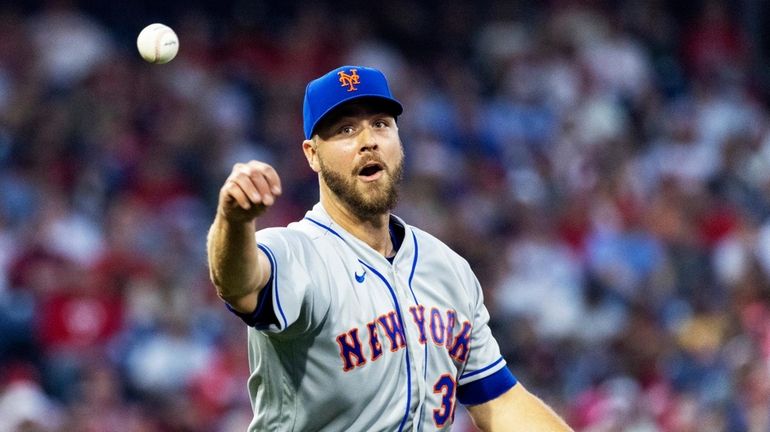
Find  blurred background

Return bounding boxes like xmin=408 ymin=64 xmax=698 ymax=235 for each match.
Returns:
xmin=1 ymin=0 xmax=770 ymax=430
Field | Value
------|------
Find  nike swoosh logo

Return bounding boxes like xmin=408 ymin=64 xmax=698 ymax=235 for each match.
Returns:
xmin=355 ymin=269 xmax=366 ymax=283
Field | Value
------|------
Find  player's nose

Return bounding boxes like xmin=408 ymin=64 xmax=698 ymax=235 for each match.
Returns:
xmin=357 ymin=125 xmax=378 ymax=152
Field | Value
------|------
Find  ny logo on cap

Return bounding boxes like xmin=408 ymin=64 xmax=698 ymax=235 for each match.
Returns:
xmin=338 ymin=69 xmax=360 ymax=92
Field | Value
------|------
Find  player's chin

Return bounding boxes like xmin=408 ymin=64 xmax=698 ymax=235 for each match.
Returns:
xmin=362 ymin=187 xmax=396 ymax=208
xmin=357 ymin=179 xmax=392 ymax=197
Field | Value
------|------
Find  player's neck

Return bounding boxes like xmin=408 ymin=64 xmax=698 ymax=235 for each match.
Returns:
xmin=321 ymin=195 xmax=393 ymax=258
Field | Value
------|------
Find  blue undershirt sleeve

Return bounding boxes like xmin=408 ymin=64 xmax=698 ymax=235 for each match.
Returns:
xmin=457 ymin=366 xmax=518 ymax=406
xmin=224 ymin=274 xmax=279 ymax=328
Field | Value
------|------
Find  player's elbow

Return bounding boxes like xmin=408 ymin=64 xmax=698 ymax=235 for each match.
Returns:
xmin=208 ymin=267 xmax=227 ymax=297
xmin=212 ymin=279 xmax=251 ymax=304
xmin=216 ymin=290 xmax=244 ymax=306
xmin=217 ymin=285 xmax=260 ymax=314
xmin=209 ymin=269 xmax=259 ymax=306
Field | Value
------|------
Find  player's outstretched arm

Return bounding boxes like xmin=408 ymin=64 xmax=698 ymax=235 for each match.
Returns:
xmin=466 ymin=382 xmax=573 ymax=432
xmin=207 ymin=161 xmax=282 ymax=313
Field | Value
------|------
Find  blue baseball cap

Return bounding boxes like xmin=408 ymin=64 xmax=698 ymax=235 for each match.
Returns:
xmin=303 ymin=65 xmax=403 ymax=139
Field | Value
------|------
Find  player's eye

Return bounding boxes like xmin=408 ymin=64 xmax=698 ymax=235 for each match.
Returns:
xmin=340 ymin=125 xmax=355 ymax=135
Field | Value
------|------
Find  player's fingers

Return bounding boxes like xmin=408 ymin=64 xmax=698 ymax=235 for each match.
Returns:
xmin=221 ymin=161 xmax=282 ymax=213
xmin=221 ymin=179 xmax=252 ymax=210
xmin=260 ymin=163 xmax=283 ymax=195
xmin=246 ymin=161 xmax=282 ymax=196
xmin=249 ymin=172 xmax=275 ymax=206
xmin=231 ymin=171 xmax=264 ymax=205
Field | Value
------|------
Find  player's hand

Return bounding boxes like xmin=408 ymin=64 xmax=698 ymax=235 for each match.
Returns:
xmin=218 ymin=161 xmax=282 ymax=223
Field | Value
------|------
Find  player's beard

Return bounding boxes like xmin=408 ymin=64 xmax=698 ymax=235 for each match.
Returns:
xmin=319 ymin=151 xmax=403 ymax=221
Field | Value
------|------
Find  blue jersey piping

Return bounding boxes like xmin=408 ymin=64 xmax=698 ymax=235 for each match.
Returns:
xmin=258 ymin=244 xmax=288 ymax=329
xmin=406 ymin=231 xmax=428 ymax=431
xmin=305 ymin=215 xmax=420 ymax=431
xmin=360 ymin=260 xmax=412 ymax=432
xmin=304 ymin=216 xmax=346 ymax=241
xmin=459 ymin=356 xmax=505 ymax=381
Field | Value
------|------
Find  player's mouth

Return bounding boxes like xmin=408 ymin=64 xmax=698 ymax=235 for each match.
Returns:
xmin=357 ymin=161 xmax=385 ymax=182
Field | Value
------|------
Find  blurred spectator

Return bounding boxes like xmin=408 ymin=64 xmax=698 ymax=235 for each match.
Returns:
xmin=27 ymin=0 xmax=114 ymax=90
xmin=0 ymin=363 xmax=62 ymax=431
xmin=2 ymin=0 xmax=770 ymax=430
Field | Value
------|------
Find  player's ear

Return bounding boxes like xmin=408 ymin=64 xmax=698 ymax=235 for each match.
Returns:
xmin=303 ymin=139 xmax=321 ymax=173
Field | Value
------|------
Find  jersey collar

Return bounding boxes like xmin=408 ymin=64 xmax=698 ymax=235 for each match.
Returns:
xmin=303 ymin=202 xmax=413 ymax=267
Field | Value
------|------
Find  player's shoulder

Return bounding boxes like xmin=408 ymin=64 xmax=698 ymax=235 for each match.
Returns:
xmin=406 ymin=224 xmax=445 ymax=248
xmin=255 ymin=224 xmax=333 ymax=276
xmin=256 ymin=218 xmax=340 ymax=249
xmin=403 ymin=222 xmax=471 ymax=269
xmin=256 ymin=222 xmax=318 ymax=246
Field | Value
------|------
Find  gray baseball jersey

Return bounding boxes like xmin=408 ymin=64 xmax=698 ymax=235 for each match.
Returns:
xmin=228 ymin=203 xmax=517 ymax=431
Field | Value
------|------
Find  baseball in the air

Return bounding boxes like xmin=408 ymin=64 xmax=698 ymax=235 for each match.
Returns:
xmin=136 ymin=23 xmax=179 ymax=64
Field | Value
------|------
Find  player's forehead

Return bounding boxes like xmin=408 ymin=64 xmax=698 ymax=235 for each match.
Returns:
xmin=317 ymin=98 xmax=398 ymax=129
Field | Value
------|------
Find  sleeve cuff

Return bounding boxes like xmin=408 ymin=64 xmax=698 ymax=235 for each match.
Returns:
xmin=224 ymin=277 xmax=279 ymax=328
xmin=457 ymin=366 xmax=517 ymax=405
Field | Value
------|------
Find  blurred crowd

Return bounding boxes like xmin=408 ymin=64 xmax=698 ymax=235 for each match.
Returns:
xmin=1 ymin=0 xmax=770 ymax=431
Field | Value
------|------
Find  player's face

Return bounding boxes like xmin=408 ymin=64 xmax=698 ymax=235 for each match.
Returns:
xmin=310 ymin=102 xmax=404 ymax=219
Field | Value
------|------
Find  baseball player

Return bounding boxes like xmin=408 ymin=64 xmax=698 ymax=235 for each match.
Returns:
xmin=207 ymin=65 xmax=572 ymax=431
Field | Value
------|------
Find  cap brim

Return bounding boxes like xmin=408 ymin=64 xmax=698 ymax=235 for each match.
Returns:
xmin=308 ymin=95 xmax=403 ymax=139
